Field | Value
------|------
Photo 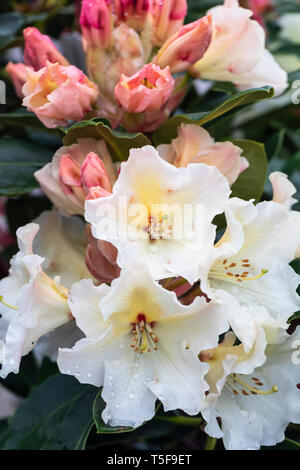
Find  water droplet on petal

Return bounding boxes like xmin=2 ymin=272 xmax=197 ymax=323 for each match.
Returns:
xmin=128 ymin=392 xmax=135 ymax=400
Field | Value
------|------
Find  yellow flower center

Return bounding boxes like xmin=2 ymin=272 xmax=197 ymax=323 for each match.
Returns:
xmin=129 ymin=314 xmax=160 ymax=354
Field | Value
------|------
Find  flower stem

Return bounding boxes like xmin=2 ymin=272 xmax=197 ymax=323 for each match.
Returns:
xmin=204 ymin=437 xmax=217 ymax=450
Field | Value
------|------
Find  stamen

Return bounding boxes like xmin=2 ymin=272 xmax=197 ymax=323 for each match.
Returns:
xmin=0 ymin=295 xmax=18 ymax=311
xmin=209 ymin=255 xmax=268 ymax=284
xmin=129 ymin=316 xmax=159 ymax=353
xmin=229 ymin=374 xmax=278 ymax=396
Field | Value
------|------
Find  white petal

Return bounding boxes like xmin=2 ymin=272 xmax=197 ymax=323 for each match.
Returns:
xmin=32 ymin=210 xmax=93 ymax=288
xmin=68 ymin=279 xmax=110 ymax=338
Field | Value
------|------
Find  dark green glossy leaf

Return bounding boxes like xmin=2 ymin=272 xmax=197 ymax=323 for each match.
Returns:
xmin=0 ymin=111 xmax=63 ymax=136
xmin=0 ymin=420 xmax=9 ymax=448
xmin=0 ymin=138 xmax=53 ymax=196
xmin=230 ymin=139 xmax=268 ymax=203
xmin=152 ymin=87 xmax=274 ymax=146
xmin=63 ymin=119 xmax=151 ymax=162
xmin=0 ymin=353 xmax=37 ymax=398
xmin=283 ymin=150 xmax=300 ymax=176
xmin=3 ymin=374 xmax=98 ymax=450
xmin=265 ymin=129 xmax=286 ymax=160
xmin=0 ymin=12 xmax=23 ymax=48
xmin=262 ymin=437 xmax=300 ymax=450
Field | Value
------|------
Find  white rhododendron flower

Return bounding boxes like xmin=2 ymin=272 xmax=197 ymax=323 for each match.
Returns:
xmin=269 ymin=171 xmax=300 ymax=258
xmin=201 ymin=327 xmax=300 ymax=450
xmin=0 ymin=211 xmax=92 ymax=377
xmin=201 ymin=197 xmax=300 ymax=351
xmin=157 ymin=124 xmax=248 ymax=186
xmin=58 ymin=262 xmax=229 ymax=428
xmin=85 ymin=145 xmax=230 ymax=283
xmin=191 ymin=0 xmax=288 ymax=96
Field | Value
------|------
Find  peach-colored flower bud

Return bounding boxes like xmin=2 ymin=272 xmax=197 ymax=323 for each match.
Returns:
xmin=154 ymin=15 xmax=212 ymax=73
xmin=86 ymin=225 xmax=120 ymax=284
xmin=152 ymin=0 xmax=188 ymax=46
xmin=22 ymin=62 xmax=99 ymax=128
xmin=114 ymin=63 xmax=174 ymax=113
xmin=157 ymin=124 xmax=248 ymax=186
xmin=84 ymin=22 xmax=145 ymax=104
xmin=23 ymin=27 xmax=70 ymax=71
xmin=119 ymin=74 xmax=187 ymax=132
xmin=35 ymin=138 xmax=116 ymax=215
xmin=6 ymin=62 xmax=30 ymax=99
xmin=80 ymin=0 xmax=113 ymax=49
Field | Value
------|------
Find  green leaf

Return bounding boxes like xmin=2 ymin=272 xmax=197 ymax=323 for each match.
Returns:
xmin=3 ymin=374 xmax=98 ymax=450
xmin=63 ymin=119 xmax=151 ymax=162
xmin=265 ymin=128 xmax=286 ymax=160
xmin=0 ymin=138 xmax=53 ymax=196
xmin=283 ymin=150 xmax=300 ymax=176
xmin=0 ymin=111 xmax=63 ymax=136
xmin=0 ymin=420 xmax=9 ymax=449
xmin=152 ymin=87 xmax=274 ymax=146
xmin=230 ymin=140 xmax=268 ymax=203
xmin=0 ymin=12 xmax=23 ymax=48
xmin=0 ymin=353 xmax=37 ymax=398
xmin=262 ymin=437 xmax=300 ymax=450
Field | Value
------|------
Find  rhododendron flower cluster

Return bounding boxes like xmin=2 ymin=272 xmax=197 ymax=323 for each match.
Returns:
xmin=6 ymin=0 xmax=287 ymax=131
xmin=1 ymin=0 xmax=299 ymax=452
xmin=1 ymin=134 xmax=300 ymax=449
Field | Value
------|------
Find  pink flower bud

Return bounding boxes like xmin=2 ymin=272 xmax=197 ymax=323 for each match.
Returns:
xmin=81 ymin=152 xmax=112 ymax=190
xmin=154 ymin=15 xmax=212 ymax=73
xmin=58 ymin=151 xmax=112 ymax=207
xmin=35 ymin=139 xmax=115 ymax=215
xmin=86 ymin=186 xmax=112 ymax=200
xmin=22 ymin=62 xmax=99 ymax=128
xmin=80 ymin=0 xmax=113 ymax=48
xmin=152 ymin=0 xmax=188 ymax=46
xmin=114 ymin=0 xmax=151 ymax=31
xmin=248 ymin=0 xmax=272 ymax=26
xmin=6 ymin=62 xmax=30 ymax=98
xmin=114 ymin=63 xmax=174 ymax=113
xmin=85 ymin=225 xmax=120 ymax=283
xmin=23 ymin=27 xmax=70 ymax=71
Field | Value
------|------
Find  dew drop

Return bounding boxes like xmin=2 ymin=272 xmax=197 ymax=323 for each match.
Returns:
xmin=128 ymin=392 xmax=135 ymax=400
